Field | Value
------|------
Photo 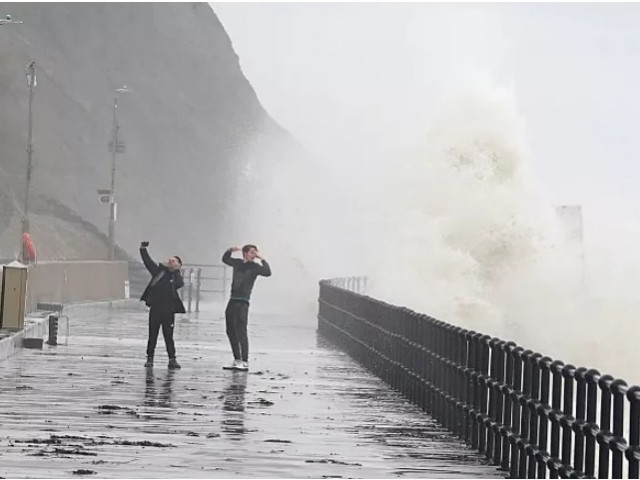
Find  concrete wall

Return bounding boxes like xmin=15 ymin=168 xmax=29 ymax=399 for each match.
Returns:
xmin=25 ymin=261 xmax=129 ymax=312
xmin=0 ymin=314 xmax=49 ymax=360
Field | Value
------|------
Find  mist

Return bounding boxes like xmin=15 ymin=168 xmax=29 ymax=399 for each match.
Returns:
xmin=214 ymin=3 xmax=640 ymax=384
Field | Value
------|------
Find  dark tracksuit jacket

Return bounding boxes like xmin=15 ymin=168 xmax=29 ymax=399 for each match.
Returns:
xmin=222 ymin=249 xmax=271 ymax=361
xmin=140 ymin=247 xmax=185 ymax=358
xmin=222 ymin=249 xmax=272 ymax=303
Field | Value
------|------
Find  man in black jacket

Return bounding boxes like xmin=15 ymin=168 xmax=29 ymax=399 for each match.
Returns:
xmin=139 ymin=241 xmax=186 ymax=369
xmin=222 ymin=244 xmax=271 ymax=371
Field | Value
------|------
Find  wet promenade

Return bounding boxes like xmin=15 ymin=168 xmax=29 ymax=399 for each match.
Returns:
xmin=0 ymin=301 xmax=505 ymax=478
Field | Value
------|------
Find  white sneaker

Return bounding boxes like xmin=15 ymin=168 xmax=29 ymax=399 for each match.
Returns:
xmin=223 ymin=359 xmax=243 ymax=370
xmin=236 ymin=360 xmax=249 ymax=371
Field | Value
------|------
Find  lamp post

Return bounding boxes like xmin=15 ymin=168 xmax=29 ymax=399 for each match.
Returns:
xmin=107 ymin=85 xmax=130 ymax=260
xmin=21 ymin=61 xmax=36 ymax=263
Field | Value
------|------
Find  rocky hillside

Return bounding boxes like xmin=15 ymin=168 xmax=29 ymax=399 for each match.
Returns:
xmin=0 ymin=2 xmax=306 ymax=264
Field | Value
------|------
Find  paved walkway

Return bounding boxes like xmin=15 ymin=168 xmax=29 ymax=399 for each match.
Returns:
xmin=0 ymin=301 xmax=505 ymax=478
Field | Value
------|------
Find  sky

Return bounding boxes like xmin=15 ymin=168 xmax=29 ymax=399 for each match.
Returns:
xmin=213 ymin=2 xmax=640 ymax=272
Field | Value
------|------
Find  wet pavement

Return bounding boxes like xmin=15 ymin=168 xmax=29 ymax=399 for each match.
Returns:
xmin=0 ymin=301 xmax=505 ymax=478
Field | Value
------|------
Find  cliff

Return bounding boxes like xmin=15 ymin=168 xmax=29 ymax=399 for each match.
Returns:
xmin=0 ymin=2 xmax=299 ymax=263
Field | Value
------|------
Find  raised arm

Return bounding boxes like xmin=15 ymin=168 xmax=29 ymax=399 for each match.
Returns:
xmin=140 ymin=244 xmax=160 ymax=275
xmin=256 ymin=256 xmax=272 ymax=277
xmin=256 ymin=253 xmax=271 ymax=277
xmin=222 ymin=247 xmax=240 ymax=267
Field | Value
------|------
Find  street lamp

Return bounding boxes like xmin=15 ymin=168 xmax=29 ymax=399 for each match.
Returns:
xmin=21 ymin=61 xmax=36 ymax=263
xmin=0 ymin=14 xmax=23 ymax=25
xmin=107 ymin=85 xmax=131 ymax=260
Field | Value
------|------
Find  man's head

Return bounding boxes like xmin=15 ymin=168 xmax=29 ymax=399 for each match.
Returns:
xmin=242 ymin=244 xmax=258 ymax=261
xmin=167 ymin=255 xmax=182 ymax=271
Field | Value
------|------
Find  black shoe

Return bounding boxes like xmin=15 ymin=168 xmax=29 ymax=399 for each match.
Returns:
xmin=144 ymin=357 xmax=153 ymax=367
xmin=168 ymin=358 xmax=181 ymax=369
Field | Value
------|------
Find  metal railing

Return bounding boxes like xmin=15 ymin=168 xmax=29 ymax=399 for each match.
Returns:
xmin=178 ymin=264 xmax=230 ymax=313
xmin=317 ymin=278 xmax=640 ymax=479
xmin=328 ymin=276 xmax=368 ymax=294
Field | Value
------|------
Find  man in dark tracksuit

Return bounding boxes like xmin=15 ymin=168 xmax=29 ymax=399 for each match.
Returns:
xmin=222 ymin=244 xmax=271 ymax=371
xmin=139 ymin=241 xmax=186 ymax=369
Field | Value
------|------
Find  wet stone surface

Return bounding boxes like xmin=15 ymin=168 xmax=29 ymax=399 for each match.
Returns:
xmin=0 ymin=302 xmax=505 ymax=478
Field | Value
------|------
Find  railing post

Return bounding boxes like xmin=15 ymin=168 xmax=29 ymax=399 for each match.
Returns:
xmin=572 ymin=367 xmax=588 ymax=475
xmin=484 ymin=337 xmax=500 ymax=461
xmin=222 ymin=266 xmax=228 ymax=303
xmin=464 ymin=330 xmax=477 ymax=446
xmin=518 ymin=349 xmax=534 ymax=478
xmin=611 ymin=379 xmax=628 ymax=479
xmin=195 ymin=267 xmax=201 ymax=313
xmin=549 ymin=360 xmax=565 ymax=479
xmin=454 ymin=326 xmax=468 ymax=439
xmin=527 ymin=353 xmax=542 ymax=478
xmin=537 ymin=356 xmax=553 ymax=479
xmin=491 ymin=340 xmax=506 ymax=466
xmin=627 ymin=386 xmax=640 ymax=479
xmin=598 ymin=374 xmax=614 ymax=479
xmin=470 ymin=332 xmax=481 ymax=450
xmin=501 ymin=341 xmax=517 ymax=472
xmin=442 ymin=323 xmax=453 ymax=432
xmin=478 ymin=335 xmax=491 ymax=457
xmin=582 ymin=368 xmax=600 ymax=479
xmin=509 ymin=346 xmax=525 ymax=479
xmin=187 ymin=267 xmax=193 ymax=313
xmin=560 ymin=364 xmax=576 ymax=471
xmin=401 ymin=308 xmax=410 ymax=398
xmin=434 ymin=320 xmax=445 ymax=425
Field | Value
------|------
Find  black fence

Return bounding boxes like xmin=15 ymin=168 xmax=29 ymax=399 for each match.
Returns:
xmin=317 ymin=278 xmax=640 ymax=479
xmin=178 ymin=264 xmax=230 ymax=313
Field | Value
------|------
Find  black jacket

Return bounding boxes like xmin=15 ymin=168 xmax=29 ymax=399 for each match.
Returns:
xmin=139 ymin=247 xmax=186 ymax=314
xmin=222 ymin=249 xmax=271 ymax=303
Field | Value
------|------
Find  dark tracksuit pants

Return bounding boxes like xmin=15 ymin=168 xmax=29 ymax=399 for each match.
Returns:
xmin=225 ymin=299 xmax=249 ymax=362
xmin=146 ymin=307 xmax=176 ymax=359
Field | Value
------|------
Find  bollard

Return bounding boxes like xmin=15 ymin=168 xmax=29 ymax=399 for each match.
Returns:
xmin=47 ymin=314 xmax=58 ymax=346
